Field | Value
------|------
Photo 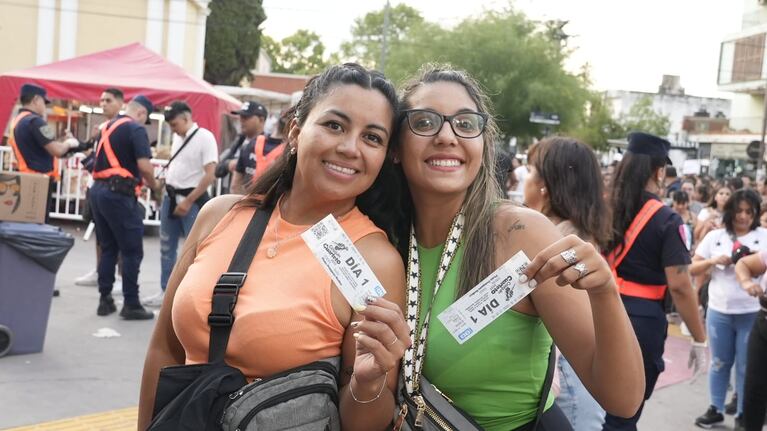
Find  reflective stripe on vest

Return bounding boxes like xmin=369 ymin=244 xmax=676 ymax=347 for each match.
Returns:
xmin=252 ymin=135 xmax=284 ymax=182
xmin=606 ymin=199 xmax=667 ymax=300
xmin=8 ymin=111 xmax=60 ymax=180
xmin=92 ymin=117 xmax=135 ymax=180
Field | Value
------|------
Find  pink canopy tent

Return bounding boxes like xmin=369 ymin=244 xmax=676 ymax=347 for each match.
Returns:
xmin=0 ymin=43 xmax=240 ymax=146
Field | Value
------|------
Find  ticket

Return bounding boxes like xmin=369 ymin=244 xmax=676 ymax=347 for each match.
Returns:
xmin=302 ymin=214 xmax=387 ymax=308
xmin=437 ymin=251 xmax=535 ymax=344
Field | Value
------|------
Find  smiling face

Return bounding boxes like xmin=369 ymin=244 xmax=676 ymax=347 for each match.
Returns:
xmin=399 ymin=81 xmax=484 ymax=200
xmin=289 ymin=84 xmax=393 ymax=204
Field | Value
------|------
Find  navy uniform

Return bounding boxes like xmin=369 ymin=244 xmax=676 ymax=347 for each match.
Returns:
xmin=603 ymin=133 xmax=691 ymax=430
xmin=235 ymin=134 xmax=284 ymax=185
xmin=7 ymin=84 xmax=59 ymax=179
xmin=88 ymin=95 xmax=154 ymax=320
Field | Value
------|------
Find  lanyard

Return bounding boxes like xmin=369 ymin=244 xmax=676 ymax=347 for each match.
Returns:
xmin=402 ymin=212 xmax=464 ymax=395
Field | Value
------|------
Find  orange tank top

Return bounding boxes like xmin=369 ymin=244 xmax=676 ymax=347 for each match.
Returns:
xmin=172 ymin=203 xmax=385 ymax=379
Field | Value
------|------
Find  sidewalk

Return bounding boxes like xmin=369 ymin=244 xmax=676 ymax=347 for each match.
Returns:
xmin=1 ymin=220 xmax=765 ymax=430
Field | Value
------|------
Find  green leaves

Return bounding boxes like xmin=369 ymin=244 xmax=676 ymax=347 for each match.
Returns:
xmin=263 ymin=30 xmax=330 ymax=75
xmin=204 ymin=0 xmax=266 ymax=85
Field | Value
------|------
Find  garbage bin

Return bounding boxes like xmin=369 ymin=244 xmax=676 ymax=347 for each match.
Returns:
xmin=0 ymin=222 xmax=74 ymax=356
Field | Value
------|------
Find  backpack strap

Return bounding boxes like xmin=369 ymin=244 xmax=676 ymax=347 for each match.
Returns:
xmin=207 ymin=206 xmax=273 ymax=363
xmin=530 ymin=344 xmax=556 ymax=430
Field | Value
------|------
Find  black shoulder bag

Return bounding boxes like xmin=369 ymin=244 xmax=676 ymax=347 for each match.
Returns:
xmin=394 ymin=213 xmax=560 ymax=431
xmin=149 ymin=206 xmax=343 ymax=431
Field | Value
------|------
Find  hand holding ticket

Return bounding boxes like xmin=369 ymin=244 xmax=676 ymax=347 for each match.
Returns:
xmin=302 ymin=214 xmax=387 ymax=308
xmin=437 ymin=251 xmax=536 ymax=344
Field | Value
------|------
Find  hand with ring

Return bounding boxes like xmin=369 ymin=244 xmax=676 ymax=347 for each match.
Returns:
xmin=521 ymin=234 xmax=616 ymax=295
xmin=349 ymin=296 xmax=413 ymax=385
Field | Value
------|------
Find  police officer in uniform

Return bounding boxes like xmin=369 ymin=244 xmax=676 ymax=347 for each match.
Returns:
xmin=231 ymin=105 xmax=287 ymax=193
xmin=89 ymin=95 xmax=160 ymax=320
xmin=603 ymin=132 xmax=708 ymax=430
xmin=8 ymin=84 xmax=87 ymax=189
xmin=220 ymin=101 xmax=267 ymax=194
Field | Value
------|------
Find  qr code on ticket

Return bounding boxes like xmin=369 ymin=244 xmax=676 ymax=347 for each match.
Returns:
xmin=311 ymin=223 xmax=329 ymax=240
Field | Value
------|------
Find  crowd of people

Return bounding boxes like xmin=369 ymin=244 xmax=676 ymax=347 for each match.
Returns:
xmin=4 ymin=62 xmax=767 ymax=431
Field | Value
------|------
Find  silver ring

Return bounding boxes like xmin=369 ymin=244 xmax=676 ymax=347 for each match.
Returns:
xmin=560 ymin=249 xmax=578 ymax=266
xmin=574 ymin=263 xmax=589 ymax=279
xmin=387 ymin=337 xmax=398 ymax=347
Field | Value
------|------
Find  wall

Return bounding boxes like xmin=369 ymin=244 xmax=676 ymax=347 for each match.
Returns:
xmin=0 ymin=1 xmax=38 ymax=73
xmin=605 ymin=90 xmax=732 ymax=143
xmin=742 ymin=0 xmax=767 ymax=30
xmin=729 ymin=93 xmax=765 ymax=132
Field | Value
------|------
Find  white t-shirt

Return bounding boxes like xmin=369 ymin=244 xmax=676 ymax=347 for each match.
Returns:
xmin=165 ymin=124 xmax=218 ymax=189
xmin=697 ymin=207 xmax=720 ymax=223
xmin=695 ymin=227 xmax=767 ymax=314
xmin=513 ymin=165 xmax=528 ymax=193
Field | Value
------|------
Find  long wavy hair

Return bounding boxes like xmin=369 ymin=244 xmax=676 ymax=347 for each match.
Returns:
xmin=239 ymin=63 xmax=403 ymax=241
xmin=528 ymin=137 xmax=610 ymax=249
xmin=396 ymin=63 xmax=503 ymax=297
xmin=607 ymin=151 xmax=667 ymax=253
xmin=722 ymin=189 xmax=761 ymax=235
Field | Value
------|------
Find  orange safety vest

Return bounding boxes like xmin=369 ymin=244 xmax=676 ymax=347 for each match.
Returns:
xmin=8 ymin=111 xmax=60 ymax=180
xmin=92 ymin=117 xmax=135 ymax=180
xmin=251 ymin=135 xmax=285 ymax=182
xmin=605 ymin=199 xmax=667 ymax=300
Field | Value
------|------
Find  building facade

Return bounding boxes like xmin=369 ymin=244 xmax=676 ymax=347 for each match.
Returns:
xmin=0 ymin=0 xmax=210 ymax=77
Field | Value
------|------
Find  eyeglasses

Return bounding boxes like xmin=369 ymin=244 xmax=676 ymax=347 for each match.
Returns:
xmin=0 ymin=183 xmax=20 ymax=194
xmin=402 ymin=109 xmax=488 ymax=139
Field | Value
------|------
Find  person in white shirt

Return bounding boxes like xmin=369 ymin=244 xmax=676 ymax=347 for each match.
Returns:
xmin=690 ymin=189 xmax=767 ymax=429
xmin=144 ymin=102 xmax=218 ymax=307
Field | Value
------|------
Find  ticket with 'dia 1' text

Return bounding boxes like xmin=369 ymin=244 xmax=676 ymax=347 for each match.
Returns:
xmin=302 ymin=214 xmax=387 ymax=308
xmin=437 ymin=251 xmax=535 ymax=344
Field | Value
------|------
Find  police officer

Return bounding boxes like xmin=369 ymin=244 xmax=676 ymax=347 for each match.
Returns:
xmin=231 ymin=105 xmax=287 ymax=193
xmin=219 ymin=101 xmax=267 ymax=194
xmin=89 ymin=94 xmax=160 ymax=320
xmin=8 ymin=84 xmax=86 ymax=184
xmin=603 ymin=132 xmax=708 ymax=430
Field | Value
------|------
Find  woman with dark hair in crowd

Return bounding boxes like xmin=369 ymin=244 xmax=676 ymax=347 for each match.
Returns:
xmin=690 ymin=189 xmax=767 ymax=429
xmin=696 ymin=184 xmax=732 ymax=244
xmin=524 ymin=137 xmax=610 ymax=430
xmin=137 ymin=63 xmax=411 ymax=430
xmin=604 ymin=132 xmax=707 ymax=430
xmin=392 ymin=64 xmax=644 ymax=430
xmin=671 ymin=190 xmax=696 ymax=252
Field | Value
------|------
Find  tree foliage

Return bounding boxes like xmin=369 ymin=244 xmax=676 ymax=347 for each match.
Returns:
xmin=262 ymin=30 xmax=330 ymax=75
xmin=339 ymin=4 xmax=425 ymax=70
xmin=567 ymin=92 xmax=621 ymax=151
xmin=204 ymin=0 xmax=266 ymax=85
xmin=616 ymin=96 xmax=672 ymax=138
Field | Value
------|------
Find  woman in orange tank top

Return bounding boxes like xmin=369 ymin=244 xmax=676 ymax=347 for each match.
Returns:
xmin=137 ymin=64 xmax=411 ymax=430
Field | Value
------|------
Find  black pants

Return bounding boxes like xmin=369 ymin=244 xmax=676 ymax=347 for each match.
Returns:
xmin=744 ymin=309 xmax=767 ymax=431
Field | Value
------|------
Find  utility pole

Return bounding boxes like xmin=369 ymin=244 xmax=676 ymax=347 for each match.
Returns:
xmin=378 ymin=0 xmax=391 ymax=73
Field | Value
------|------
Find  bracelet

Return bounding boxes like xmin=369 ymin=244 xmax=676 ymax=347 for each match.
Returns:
xmin=692 ymin=340 xmax=708 ymax=347
xmin=349 ymin=371 xmax=388 ymax=404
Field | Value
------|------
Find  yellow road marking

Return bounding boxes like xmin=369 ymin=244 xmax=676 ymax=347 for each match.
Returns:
xmin=4 ymin=407 xmax=137 ymax=431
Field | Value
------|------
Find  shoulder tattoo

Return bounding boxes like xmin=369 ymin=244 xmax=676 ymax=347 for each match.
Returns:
xmin=507 ymin=218 xmax=526 ymax=233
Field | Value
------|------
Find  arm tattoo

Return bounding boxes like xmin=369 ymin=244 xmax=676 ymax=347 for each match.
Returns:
xmin=507 ymin=219 xmax=526 ymax=233
xmin=675 ymin=265 xmax=689 ymax=274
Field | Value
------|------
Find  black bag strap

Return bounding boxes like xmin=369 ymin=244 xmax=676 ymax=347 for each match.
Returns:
xmin=207 ymin=206 xmax=273 ymax=363
xmin=531 ymin=344 xmax=557 ymax=430
xmin=160 ymin=127 xmax=200 ymax=175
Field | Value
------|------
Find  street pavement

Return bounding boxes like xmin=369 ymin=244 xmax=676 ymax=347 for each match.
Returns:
xmin=0 ymin=219 xmax=765 ymax=430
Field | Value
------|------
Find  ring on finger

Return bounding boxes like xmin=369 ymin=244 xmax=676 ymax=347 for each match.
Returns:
xmin=574 ymin=262 xmax=589 ymax=279
xmin=387 ymin=336 xmax=398 ymax=347
xmin=560 ymin=249 xmax=578 ymax=265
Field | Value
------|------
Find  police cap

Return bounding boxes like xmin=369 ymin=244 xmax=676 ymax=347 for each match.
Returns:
xmin=131 ymin=94 xmax=154 ymax=124
xmin=20 ymin=83 xmax=51 ymax=104
xmin=626 ymin=132 xmax=672 ymax=165
xmin=231 ymin=101 xmax=267 ymax=118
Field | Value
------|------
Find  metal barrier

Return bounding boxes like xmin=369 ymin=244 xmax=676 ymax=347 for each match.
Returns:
xmin=0 ymin=146 xmax=221 ymax=226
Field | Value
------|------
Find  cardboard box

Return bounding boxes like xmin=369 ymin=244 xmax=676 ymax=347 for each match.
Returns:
xmin=0 ymin=172 xmax=50 ymax=224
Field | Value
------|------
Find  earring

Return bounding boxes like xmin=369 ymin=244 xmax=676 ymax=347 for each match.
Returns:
xmin=289 ymin=146 xmax=296 ymax=155
xmin=540 ymin=188 xmax=546 ymax=195
xmin=392 ymin=156 xmax=400 ymax=163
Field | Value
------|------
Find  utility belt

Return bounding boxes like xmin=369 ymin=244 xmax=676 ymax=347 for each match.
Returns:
xmin=96 ymin=176 xmax=139 ymax=197
xmin=165 ymin=184 xmax=210 ymax=217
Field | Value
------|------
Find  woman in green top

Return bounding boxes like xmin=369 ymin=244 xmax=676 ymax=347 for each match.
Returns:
xmin=390 ymin=64 xmax=645 ymax=430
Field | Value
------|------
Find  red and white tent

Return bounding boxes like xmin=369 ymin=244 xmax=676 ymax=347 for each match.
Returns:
xmin=0 ymin=43 xmax=240 ymax=145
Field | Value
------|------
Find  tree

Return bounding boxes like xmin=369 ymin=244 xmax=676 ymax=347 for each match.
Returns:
xmin=381 ymin=7 xmax=590 ymax=139
xmin=203 ymin=0 xmax=266 ymax=85
xmin=339 ymin=4 xmax=425 ymax=70
xmin=616 ymin=96 xmax=671 ymax=137
xmin=262 ymin=30 xmax=329 ymax=75
xmin=566 ymin=91 xmax=621 ymax=151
